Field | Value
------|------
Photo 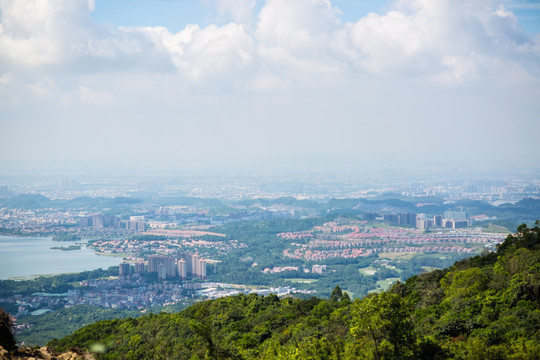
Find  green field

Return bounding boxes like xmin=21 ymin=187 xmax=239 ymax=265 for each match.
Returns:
xmin=377 ymin=252 xmax=416 ymax=260
xmin=358 ymin=267 xmax=377 ymax=276
xmin=485 ymin=224 xmax=512 ymax=233
xmin=285 ymin=278 xmax=318 ymax=284
xmin=376 ymin=277 xmax=401 ymax=291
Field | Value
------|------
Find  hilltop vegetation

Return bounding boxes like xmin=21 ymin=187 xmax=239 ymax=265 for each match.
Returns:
xmin=48 ymin=223 xmax=540 ymax=359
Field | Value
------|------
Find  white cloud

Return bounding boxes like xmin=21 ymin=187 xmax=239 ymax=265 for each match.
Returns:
xmin=483 ymin=5 xmax=531 ymax=47
xmin=134 ymin=22 xmax=254 ymax=83
xmin=0 ymin=0 xmax=538 ymax=87
xmin=253 ymin=0 xmax=349 ymax=81
xmin=0 ymin=0 xmax=171 ymax=72
xmin=433 ymin=55 xmax=484 ymax=84
xmin=0 ymin=0 xmax=97 ymax=66
xmin=256 ymin=0 xmax=341 ymax=47
xmin=205 ymin=0 xmax=256 ymax=25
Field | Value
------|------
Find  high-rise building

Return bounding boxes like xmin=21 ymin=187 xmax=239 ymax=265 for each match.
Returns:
xmin=178 ymin=259 xmax=187 ymax=279
xmin=148 ymin=255 xmax=160 ymax=273
xmin=78 ymin=217 xmax=91 ymax=227
xmin=185 ymin=254 xmax=193 ymax=275
xmin=416 ymin=215 xmax=434 ymax=229
xmin=363 ymin=212 xmax=378 ymax=221
xmin=148 ymin=255 xmax=176 ymax=278
xmin=79 ymin=214 xmax=119 ymax=228
xmin=399 ymin=213 xmax=417 ymax=226
xmin=196 ymin=259 xmax=206 ymax=279
xmin=157 ymin=263 xmax=167 ymax=280
xmin=134 ymin=262 xmax=145 ymax=274
xmin=191 ymin=254 xmax=200 ymax=275
xmin=119 ymin=262 xmax=130 ymax=276
xmin=176 ymin=253 xmax=209 ymax=279
xmin=442 ymin=219 xmax=470 ymax=229
xmin=166 ymin=258 xmax=176 ymax=278
xmin=433 ymin=215 xmax=443 ymax=227
xmin=452 ymin=220 xmax=469 ymax=229
xmin=120 ymin=220 xmax=146 ymax=232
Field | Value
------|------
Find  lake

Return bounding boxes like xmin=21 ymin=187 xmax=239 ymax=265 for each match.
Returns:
xmin=0 ymin=235 xmax=121 ymax=280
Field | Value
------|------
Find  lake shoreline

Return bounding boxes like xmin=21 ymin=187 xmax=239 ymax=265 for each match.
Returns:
xmin=0 ymin=235 xmax=121 ymax=280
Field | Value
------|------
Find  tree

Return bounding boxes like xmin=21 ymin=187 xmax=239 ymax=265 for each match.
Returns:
xmin=330 ymin=286 xmax=344 ymax=302
xmin=330 ymin=285 xmax=350 ymax=303
xmin=350 ymin=292 xmax=415 ymax=360
xmin=497 ymin=222 xmax=540 ymax=255
xmin=0 ymin=308 xmax=16 ymax=351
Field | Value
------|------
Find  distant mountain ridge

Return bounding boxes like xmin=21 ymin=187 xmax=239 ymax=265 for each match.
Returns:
xmin=1 ymin=193 xmax=538 ymax=224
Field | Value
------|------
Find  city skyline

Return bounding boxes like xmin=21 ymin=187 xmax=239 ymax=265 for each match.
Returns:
xmin=1 ymin=0 xmax=539 ymax=173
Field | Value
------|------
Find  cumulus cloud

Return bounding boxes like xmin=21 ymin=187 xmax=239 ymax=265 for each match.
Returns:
xmin=0 ymin=0 xmax=538 ymax=87
xmin=256 ymin=0 xmax=341 ymax=47
xmin=0 ymin=0 xmax=170 ymax=72
xmin=205 ymin=0 xmax=256 ymax=25
xmin=134 ymin=23 xmax=254 ymax=83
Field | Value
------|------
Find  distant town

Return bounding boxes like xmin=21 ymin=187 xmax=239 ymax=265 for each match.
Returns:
xmin=1 ymin=170 xmax=538 ymax=345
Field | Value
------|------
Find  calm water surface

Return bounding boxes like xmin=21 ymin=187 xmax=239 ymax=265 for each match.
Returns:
xmin=0 ymin=235 xmax=121 ymax=279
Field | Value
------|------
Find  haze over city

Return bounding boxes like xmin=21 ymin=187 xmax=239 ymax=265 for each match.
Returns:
xmin=1 ymin=0 xmax=539 ymax=173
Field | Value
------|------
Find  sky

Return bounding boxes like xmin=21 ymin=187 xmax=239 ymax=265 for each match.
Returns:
xmin=1 ymin=0 xmax=539 ymax=174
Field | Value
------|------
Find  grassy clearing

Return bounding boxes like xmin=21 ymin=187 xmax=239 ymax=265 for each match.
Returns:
xmin=285 ymin=278 xmax=318 ymax=284
xmin=486 ymin=224 xmax=511 ymax=233
xmin=376 ymin=277 xmax=401 ymax=291
xmin=358 ymin=267 xmax=377 ymax=276
xmin=377 ymin=252 xmax=416 ymax=260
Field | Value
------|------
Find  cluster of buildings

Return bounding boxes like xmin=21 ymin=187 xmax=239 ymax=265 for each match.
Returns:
xmin=416 ymin=211 xmax=470 ymax=229
xmin=0 ymin=208 xmax=79 ymax=233
xmin=196 ymin=284 xmax=315 ymax=300
xmin=284 ymin=246 xmax=372 ymax=260
xmin=79 ymin=215 xmax=146 ymax=232
xmin=260 ymin=264 xmax=327 ymax=274
xmin=6 ymin=276 xmax=191 ymax=315
xmin=74 ymin=277 xmax=186 ymax=309
xmin=119 ymin=253 xmax=210 ymax=280
xmin=363 ymin=211 xmax=471 ymax=230
xmin=7 ymin=278 xmax=313 ymax=317
xmin=363 ymin=212 xmax=418 ymax=226
xmin=262 ymin=266 xmax=299 ymax=274
xmin=281 ymin=219 xmax=506 ymax=261
xmin=311 ymin=264 xmax=327 ymax=274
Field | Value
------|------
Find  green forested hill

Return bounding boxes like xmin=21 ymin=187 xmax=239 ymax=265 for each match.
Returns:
xmin=49 ymin=223 xmax=540 ymax=360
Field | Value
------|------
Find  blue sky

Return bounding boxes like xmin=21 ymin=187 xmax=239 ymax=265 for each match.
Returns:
xmin=90 ymin=0 xmax=540 ymax=33
xmin=1 ymin=0 xmax=539 ymax=172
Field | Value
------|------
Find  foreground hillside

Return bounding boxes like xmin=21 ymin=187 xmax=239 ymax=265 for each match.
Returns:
xmin=49 ymin=223 xmax=540 ymax=359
